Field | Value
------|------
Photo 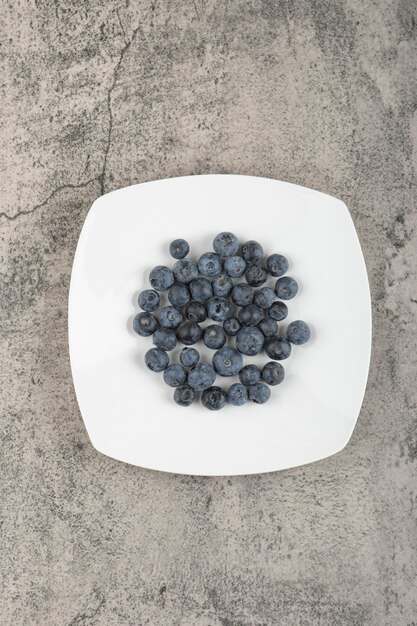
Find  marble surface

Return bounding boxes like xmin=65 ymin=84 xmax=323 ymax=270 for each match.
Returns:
xmin=1 ymin=1 xmax=416 ymax=624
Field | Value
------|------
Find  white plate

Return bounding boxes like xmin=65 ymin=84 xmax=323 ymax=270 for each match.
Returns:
xmin=68 ymin=175 xmax=371 ymax=476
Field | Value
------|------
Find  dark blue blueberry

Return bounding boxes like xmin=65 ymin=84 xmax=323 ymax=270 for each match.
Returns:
xmin=238 ymin=304 xmax=263 ymax=327
xmin=223 ymin=317 xmax=241 ymax=336
xmin=267 ymin=253 xmax=289 ymax=277
xmin=180 ymin=347 xmax=200 ymax=367
xmin=239 ymin=364 xmax=261 ymax=386
xmin=188 ymin=363 xmax=216 ymax=391
xmin=145 ymin=348 xmax=169 ymax=372
xmin=169 ymin=238 xmax=189 ymax=259
xmin=176 ymin=321 xmax=203 ymax=345
xmin=231 ymin=283 xmax=254 ymax=306
xmin=198 ymin=252 xmax=222 ymax=277
xmin=159 ymin=306 xmax=182 ymax=329
xmin=268 ymin=301 xmax=288 ymax=321
xmin=245 ymin=264 xmax=268 ymax=287
xmin=227 ymin=383 xmax=248 ymax=406
xmin=265 ymin=336 xmax=292 ymax=360
xmin=133 ymin=312 xmax=158 ymax=336
xmin=212 ymin=274 xmax=234 ymax=297
xmin=163 ymin=364 xmax=187 ymax=387
xmin=254 ymin=287 xmax=276 ymax=309
xmin=207 ymin=297 xmax=233 ymax=322
xmin=149 ymin=265 xmax=174 ymax=291
xmin=258 ymin=317 xmax=278 ymax=337
xmin=138 ymin=289 xmax=160 ymax=312
xmin=224 ymin=255 xmax=246 ymax=278
xmin=212 ymin=346 xmax=243 ymax=377
xmin=275 ymin=276 xmax=298 ymax=300
xmin=173 ymin=258 xmax=198 ymax=284
xmin=174 ymin=384 xmax=195 ymax=407
xmin=201 ymin=386 xmax=227 ymax=410
xmin=286 ymin=320 xmax=311 ymax=345
xmin=248 ymin=383 xmax=271 ymax=404
xmin=203 ymin=325 xmax=226 ymax=350
xmin=212 ymin=232 xmax=240 ymax=257
xmin=236 ymin=327 xmax=265 ymax=356
xmin=241 ymin=240 xmax=263 ymax=265
xmin=168 ymin=283 xmax=190 ymax=307
xmin=185 ymin=301 xmax=207 ymax=323
xmin=190 ymin=277 xmax=212 ymax=303
xmin=261 ymin=361 xmax=285 ymax=385
xmin=153 ymin=328 xmax=177 ymax=351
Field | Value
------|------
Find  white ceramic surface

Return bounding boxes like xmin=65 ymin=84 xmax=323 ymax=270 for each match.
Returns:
xmin=68 ymin=175 xmax=372 ymax=476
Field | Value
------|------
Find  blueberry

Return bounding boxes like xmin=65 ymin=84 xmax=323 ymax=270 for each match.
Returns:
xmin=185 ymin=301 xmax=207 ymax=323
xmin=203 ymin=325 xmax=226 ymax=350
xmin=248 ymin=383 xmax=271 ymax=404
xmin=227 ymin=383 xmax=248 ymax=406
xmin=159 ymin=306 xmax=183 ymax=329
xmin=212 ymin=346 xmax=243 ymax=377
xmin=241 ymin=240 xmax=263 ymax=265
xmin=198 ymin=252 xmax=222 ymax=277
xmin=169 ymin=238 xmax=189 ymax=259
xmin=188 ymin=363 xmax=216 ymax=391
xmin=149 ymin=265 xmax=174 ymax=291
xmin=258 ymin=317 xmax=278 ymax=337
xmin=174 ymin=384 xmax=195 ymax=407
xmin=163 ymin=364 xmax=187 ymax=387
xmin=238 ymin=304 xmax=263 ymax=327
xmin=239 ymin=364 xmax=261 ymax=386
xmin=245 ymin=264 xmax=268 ymax=287
xmin=190 ymin=277 xmax=213 ymax=303
xmin=268 ymin=301 xmax=288 ymax=321
xmin=254 ymin=287 xmax=276 ymax=309
xmin=207 ymin=297 xmax=233 ymax=322
xmin=267 ymin=253 xmax=289 ymax=277
xmin=264 ymin=336 xmax=292 ymax=360
xmin=180 ymin=347 xmax=200 ymax=367
xmin=212 ymin=274 xmax=234 ymax=297
xmin=201 ymin=386 xmax=227 ymax=410
xmin=224 ymin=255 xmax=246 ymax=278
xmin=176 ymin=321 xmax=203 ymax=345
xmin=138 ymin=289 xmax=160 ymax=312
xmin=286 ymin=320 xmax=311 ymax=345
xmin=213 ymin=232 xmax=240 ymax=257
xmin=223 ymin=317 xmax=241 ymax=336
xmin=236 ymin=327 xmax=265 ymax=356
xmin=261 ymin=361 xmax=285 ymax=385
xmin=145 ymin=348 xmax=169 ymax=372
xmin=275 ymin=276 xmax=298 ymax=300
xmin=173 ymin=258 xmax=198 ymax=284
xmin=168 ymin=283 xmax=190 ymax=308
xmin=231 ymin=283 xmax=254 ymax=306
xmin=133 ymin=312 xmax=158 ymax=336
xmin=153 ymin=328 xmax=177 ymax=351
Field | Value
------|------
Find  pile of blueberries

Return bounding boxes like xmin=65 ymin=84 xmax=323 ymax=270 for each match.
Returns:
xmin=133 ymin=232 xmax=310 ymax=410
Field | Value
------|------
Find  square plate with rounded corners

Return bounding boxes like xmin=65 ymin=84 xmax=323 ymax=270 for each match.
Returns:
xmin=68 ymin=174 xmax=371 ymax=476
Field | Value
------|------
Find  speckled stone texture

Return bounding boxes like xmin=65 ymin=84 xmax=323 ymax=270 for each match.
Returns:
xmin=1 ymin=1 xmax=416 ymax=624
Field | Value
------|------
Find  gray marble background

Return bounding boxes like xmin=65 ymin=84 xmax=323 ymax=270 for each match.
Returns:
xmin=1 ymin=1 xmax=416 ymax=624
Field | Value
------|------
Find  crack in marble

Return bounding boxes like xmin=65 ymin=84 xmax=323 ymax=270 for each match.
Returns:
xmin=116 ymin=7 xmax=128 ymax=44
xmin=0 ymin=178 xmax=99 ymax=222
xmin=67 ymin=590 xmax=105 ymax=626
xmin=99 ymin=22 xmax=143 ymax=195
